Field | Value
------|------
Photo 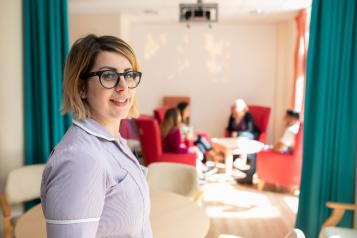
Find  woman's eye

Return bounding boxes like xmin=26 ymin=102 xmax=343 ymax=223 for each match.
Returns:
xmin=124 ymin=72 xmax=135 ymax=79
xmin=102 ymin=71 xmax=117 ymax=80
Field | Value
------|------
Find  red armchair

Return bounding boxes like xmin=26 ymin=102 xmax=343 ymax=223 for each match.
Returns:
xmin=248 ymin=105 xmax=271 ymax=143
xmin=225 ymin=105 xmax=271 ymax=143
xmin=256 ymin=123 xmax=303 ymax=188
xmin=135 ymin=117 xmax=197 ymax=167
xmin=119 ymin=119 xmax=139 ymax=140
xmin=163 ymin=96 xmax=190 ymax=107
xmin=153 ymin=106 xmax=170 ymax=125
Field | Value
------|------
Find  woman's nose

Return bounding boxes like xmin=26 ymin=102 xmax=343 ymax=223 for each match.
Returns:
xmin=114 ymin=76 xmax=128 ymax=91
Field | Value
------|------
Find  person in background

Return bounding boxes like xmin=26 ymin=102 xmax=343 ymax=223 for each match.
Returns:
xmin=160 ymin=108 xmax=189 ymax=154
xmin=226 ymin=99 xmax=260 ymax=185
xmin=177 ymin=102 xmax=194 ymax=141
xmin=226 ymin=99 xmax=260 ymax=139
xmin=160 ymin=107 xmax=220 ymax=176
xmin=177 ymin=101 xmax=226 ymax=163
xmin=41 ymin=34 xmax=152 ymax=237
xmin=272 ymin=109 xmax=300 ymax=153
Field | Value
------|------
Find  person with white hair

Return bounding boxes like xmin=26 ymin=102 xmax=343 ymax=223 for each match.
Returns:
xmin=226 ymin=99 xmax=260 ymax=139
xmin=226 ymin=99 xmax=260 ymax=184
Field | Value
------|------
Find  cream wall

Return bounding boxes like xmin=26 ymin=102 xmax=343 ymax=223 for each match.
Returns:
xmin=0 ymin=0 xmax=23 ymax=234
xmin=69 ymin=13 xmax=121 ymax=44
xmin=273 ymin=20 xmax=296 ymax=142
xmin=131 ymin=22 xmax=279 ymax=140
xmin=0 ymin=0 xmax=23 ymax=194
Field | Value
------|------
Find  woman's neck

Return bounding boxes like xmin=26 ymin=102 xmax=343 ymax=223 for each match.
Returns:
xmin=92 ymin=115 xmax=121 ymax=139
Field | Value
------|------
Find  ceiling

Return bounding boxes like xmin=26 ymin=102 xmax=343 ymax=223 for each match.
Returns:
xmin=69 ymin=0 xmax=312 ymax=23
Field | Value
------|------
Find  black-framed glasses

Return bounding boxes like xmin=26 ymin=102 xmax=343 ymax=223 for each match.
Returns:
xmin=81 ymin=70 xmax=142 ymax=89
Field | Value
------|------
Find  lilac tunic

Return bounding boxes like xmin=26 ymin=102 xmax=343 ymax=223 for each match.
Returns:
xmin=41 ymin=119 xmax=153 ymax=238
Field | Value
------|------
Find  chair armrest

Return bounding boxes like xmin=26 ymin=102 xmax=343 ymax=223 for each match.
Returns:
xmin=0 ymin=194 xmax=10 ymax=217
xmin=258 ymin=132 xmax=266 ymax=143
xmin=0 ymin=194 xmax=13 ymax=238
xmin=193 ymin=191 xmax=204 ymax=205
xmin=326 ymin=202 xmax=357 ymax=211
xmin=322 ymin=202 xmax=357 ymax=227
xmin=257 ymin=150 xmax=294 ymax=160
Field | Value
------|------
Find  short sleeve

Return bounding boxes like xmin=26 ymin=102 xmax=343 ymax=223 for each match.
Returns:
xmin=41 ymin=148 xmax=107 ymax=238
xmin=280 ymin=129 xmax=295 ymax=147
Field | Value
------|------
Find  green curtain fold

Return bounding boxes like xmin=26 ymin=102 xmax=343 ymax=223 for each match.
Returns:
xmin=23 ymin=0 xmax=72 ymax=165
xmin=296 ymin=0 xmax=357 ymax=237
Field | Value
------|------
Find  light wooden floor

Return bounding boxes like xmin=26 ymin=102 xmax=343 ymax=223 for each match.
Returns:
xmin=201 ymin=174 xmax=298 ymax=238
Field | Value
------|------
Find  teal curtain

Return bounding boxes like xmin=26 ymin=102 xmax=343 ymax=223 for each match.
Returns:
xmin=23 ymin=0 xmax=72 ymax=165
xmin=296 ymin=0 xmax=357 ymax=237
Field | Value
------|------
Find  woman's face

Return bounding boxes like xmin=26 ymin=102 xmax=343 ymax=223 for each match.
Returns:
xmin=183 ymin=107 xmax=190 ymax=121
xmin=85 ymin=51 xmax=136 ymax=126
xmin=232 ymin=107 xmax=246 ymax=119
xmin=176 ymin=113 xmax=182 ymax=125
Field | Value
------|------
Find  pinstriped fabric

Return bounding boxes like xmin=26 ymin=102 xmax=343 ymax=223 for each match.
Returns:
xmin=41 ymin=119 xmax=153 ymax=238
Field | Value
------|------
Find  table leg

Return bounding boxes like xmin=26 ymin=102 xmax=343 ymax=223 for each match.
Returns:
xmin=233 ymin=153 xmax=251 ymax=171
xmin=225 ymin=152 xmax=233 ymax=177
xmin=241 ymin=153 xmax=247 ymax=165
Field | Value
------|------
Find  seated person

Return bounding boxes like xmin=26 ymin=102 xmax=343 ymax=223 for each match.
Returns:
xmin=177 ymin=101 xmax=225 ymax=163
xmin=226 ymin=99 xmax=260 ymax=185
xmin=272 ymin=109 xmax=300 ymax=153
xmin=160 ymin=108 xmax=188 ymax=154
xmin=160 ymin=107 xmax=219 ymax=174
xmin=177 ymin=102 xmax=195 ymax=142
xmin=226 ymin=99 xmax=260 ymax=140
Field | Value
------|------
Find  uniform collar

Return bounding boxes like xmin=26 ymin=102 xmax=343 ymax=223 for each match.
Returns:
xmin=73 ymin=118 xmax=126 ymax=143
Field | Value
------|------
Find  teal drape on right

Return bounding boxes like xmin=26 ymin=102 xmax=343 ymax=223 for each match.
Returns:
xmin=23 ymin=0 xmax=72 ymax=165
xmin=296 ymin=0 xmax=357 ymax=237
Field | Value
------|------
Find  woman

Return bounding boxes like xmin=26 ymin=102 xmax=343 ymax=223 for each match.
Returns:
xmin=41 ymin=35 xmax=152 ymax=237
xmin=177 ymin=102 xmax=194 ymax=141
xmin=226 ymin=99 xmax=260 ymax=184
xmin=176 ymin=102 xmax=225 ymax=163
xmin=226 ymin=99 xmax=260 ymax=140
xmin=160 ymin=108 xmax=188 ymax=154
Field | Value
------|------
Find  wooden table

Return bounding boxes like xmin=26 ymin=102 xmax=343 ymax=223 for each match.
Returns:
xmin=211 ymin=137 xmax=264 ymax=177
xmin=15 ymin=189 xmax=209 ymax=238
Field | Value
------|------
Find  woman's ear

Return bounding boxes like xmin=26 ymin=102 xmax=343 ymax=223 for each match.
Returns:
xmin=80 ymin=90 xmax=86 ymax=99
xmin=79 ymin=82 xmax=87 ymax=99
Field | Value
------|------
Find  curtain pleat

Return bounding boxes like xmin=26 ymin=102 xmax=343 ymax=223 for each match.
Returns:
xmin=23 ymin=0 xmax=72 ymax=165
xmin=296 ymin=0 xmax=357 ymax=237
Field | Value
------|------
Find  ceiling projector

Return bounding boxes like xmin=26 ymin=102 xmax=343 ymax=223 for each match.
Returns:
xmin=179 ymin=0 xmax=218 ymax=23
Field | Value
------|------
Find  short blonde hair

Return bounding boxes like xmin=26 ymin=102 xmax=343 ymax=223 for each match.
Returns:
xmin=62 ymin=34 xmax=139 ymax=120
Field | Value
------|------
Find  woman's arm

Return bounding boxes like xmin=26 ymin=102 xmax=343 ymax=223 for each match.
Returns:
xmin=41 ymin=149 xmax=106 ymax=238
xmin=244 ymin=112 xmax=257 ymax=133
xmin=169 ymin=129 xmax=188 ymax=154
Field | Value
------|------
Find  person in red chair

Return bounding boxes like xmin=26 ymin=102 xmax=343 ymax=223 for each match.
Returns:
xmin=226 ymin=99 xmax=260 ymax=140
xmin=177 ymin=102 xmax=195 ymax=143
xmin=272 ymin=109 xmax=300 ymax=153
xmin=160 ymin=108 xmax=221 ymax=175
xmin=177 ymin=102 xmax=226 ymax=163
xmin=160 ymin=108 xmax=189 ymax=154
xmin=226 ymin=99 xmax=260 ymax=185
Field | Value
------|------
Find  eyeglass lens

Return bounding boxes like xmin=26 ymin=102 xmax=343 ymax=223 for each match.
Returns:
xmin=100 ymin=70 xmax=141 ymax=89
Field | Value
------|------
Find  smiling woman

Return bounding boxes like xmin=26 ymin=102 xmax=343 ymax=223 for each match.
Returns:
xmin=41 ymin=34 xmax=153 ymax=238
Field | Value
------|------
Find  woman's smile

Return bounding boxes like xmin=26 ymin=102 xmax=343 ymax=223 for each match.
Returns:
xmin=110 ymin=97 xmax=130 ymax=107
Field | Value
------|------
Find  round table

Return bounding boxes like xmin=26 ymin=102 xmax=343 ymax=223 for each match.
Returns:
xmin=15 ymin=190 xmax=209 ymax=238
xmin=211 ymin=137 xmax=264 ymax=177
